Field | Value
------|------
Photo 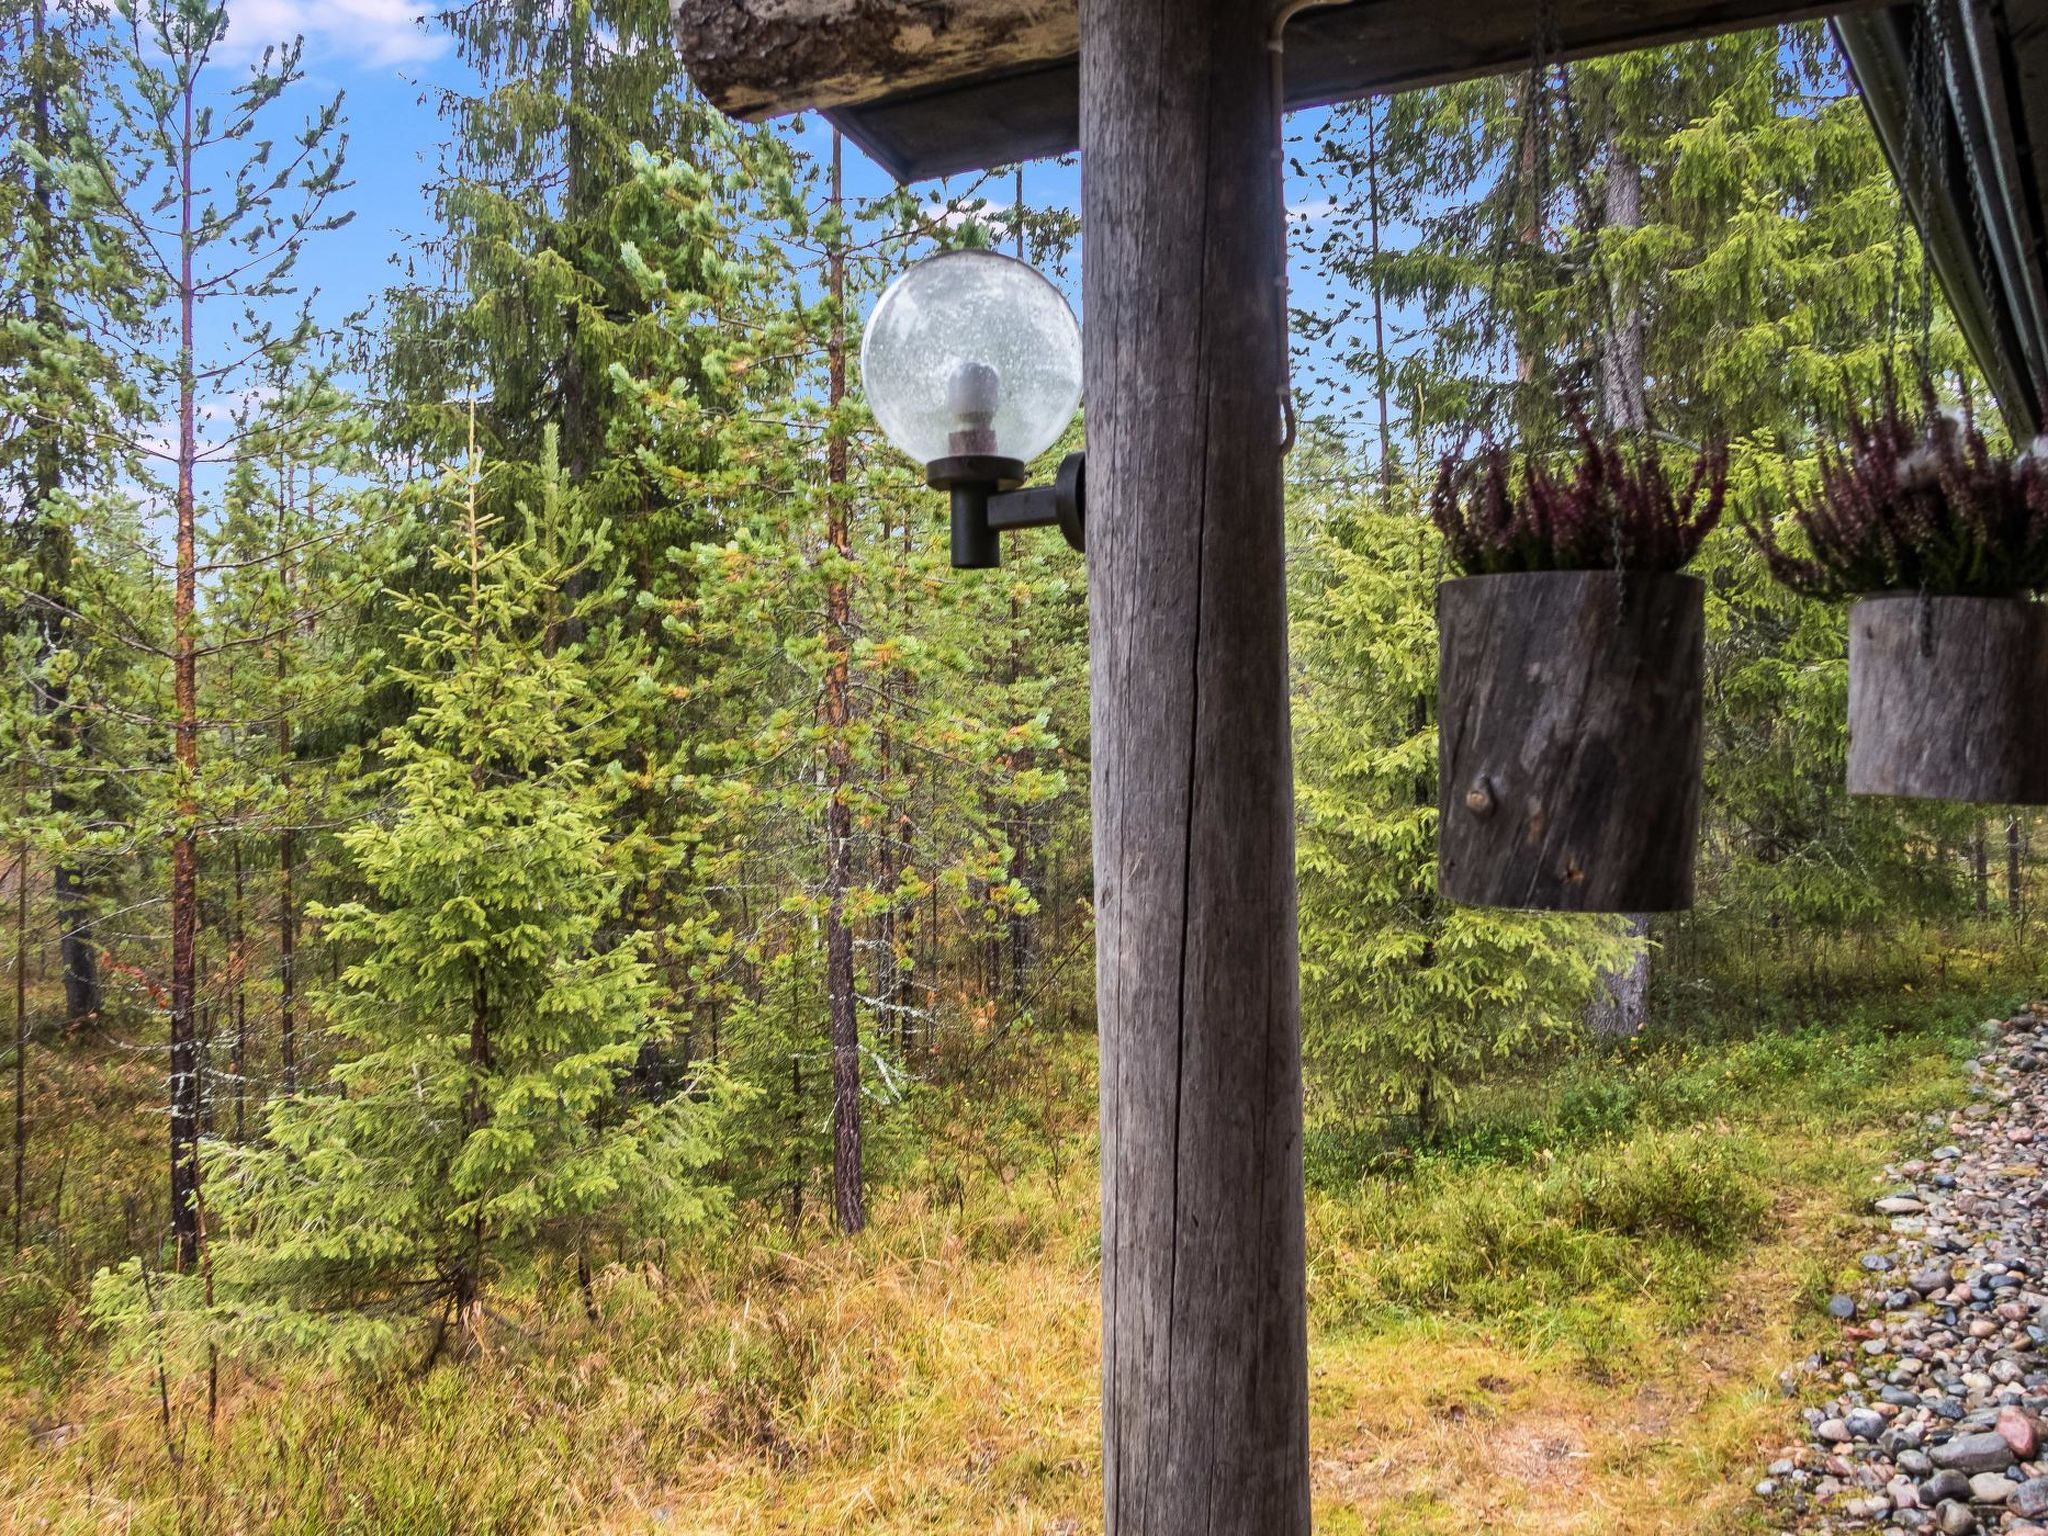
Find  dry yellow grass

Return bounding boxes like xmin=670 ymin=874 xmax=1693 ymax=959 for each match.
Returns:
xmin=0 ymin=1005 xmax=1973 ymax=1533
xmin=0 ymin=1147 xmax=1870 ymax=1535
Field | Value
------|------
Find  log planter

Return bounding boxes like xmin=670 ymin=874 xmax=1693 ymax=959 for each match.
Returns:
xmin=1438 ymin=570 xmax=1704 ymax=912
xmin=1847 ymin=594 xmax=2048 ymax=804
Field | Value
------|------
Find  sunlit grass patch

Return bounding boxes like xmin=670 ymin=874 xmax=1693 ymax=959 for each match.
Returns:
xmin=0 ymin=992 xmax=1989 ymax=1533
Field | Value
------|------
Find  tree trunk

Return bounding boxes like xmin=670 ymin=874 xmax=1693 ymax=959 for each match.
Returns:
xmin=1004 ymin=182 xmax=1037 ymax=1008
xmin=168 ymin=78 xmax=203 ymax=1273
xmin=1368 ymin=96 xmax=1393 ymax=507
xmin=823 ymin=132 xmax=865 ymax=1237
xmin=1005 ymin=605 xmax=1035 ymax=1007
xmin=2011 ymin=818 xmax=2025 ymax=921
xmin=13 ymin=817 xmax=28 ymax=1251
xmin=1082 ymin=1 xmax=1310 ymax=1528
xmin=1587 ymin=128 xmax=1653 ymax=1032
xmin=1587 ymin=920 xmax=1652 ymax=1037
xmin=1598 ymin=140 xmax=1649 ymax=435
xmin=275 ymin=479 xmax=298 ymax=1095
xmin=52 ymin=858 xmax=96 ymax=1030
xmin=230 ymin=841 xmax=247 ymax=1141
xmin=1975 ymin=820 xmax=1990 ymax=916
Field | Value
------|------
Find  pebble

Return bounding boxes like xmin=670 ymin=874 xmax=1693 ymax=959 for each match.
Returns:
xmin=2013 ymin=1478 xmax=2048 ymax=1519
xmin=1756 ymin=1006 xmax=2048 ymax=1534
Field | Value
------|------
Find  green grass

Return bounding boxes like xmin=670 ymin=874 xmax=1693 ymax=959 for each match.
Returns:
xmin=0 ymin=977 xmax=2012 ymax=1533
xmin=1308 ymin=985 xmax=1991 ymax=1182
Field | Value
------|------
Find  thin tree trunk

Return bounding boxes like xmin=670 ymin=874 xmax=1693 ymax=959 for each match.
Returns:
xmin=1368 ymin=96 xmax=1393 ymax=507
xmin=167 ymin=76 xmax=203 ymax=1273
xmin=1083 ymin=0 xmax=1309 ymax=1525
xmin=1975 ymin=820 xmax=1989 ymax=916
xmin=894 ymin=613 xmax=917 ymax=1054
xmin=823 ymin=131 xmax=864 ymax=1236
xmin=2010 ymin=817 xmax=2025 ymax=921
xmin=875 ymin=710 xmax=897 ymax=1045
xmin=230 ymin=841 xmax=246 ymax=1141
xmin=1005 ymin=169 xmax=1036 ymax=1007
xmin=275 ymin=473 xmax=298 ymax=1095
xmin=14 ymin=810 xmax=28 ymax=1251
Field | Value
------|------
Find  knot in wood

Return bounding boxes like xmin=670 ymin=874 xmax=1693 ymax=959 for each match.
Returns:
xmin=1463 ymin=776 xmax=1496 ymax=819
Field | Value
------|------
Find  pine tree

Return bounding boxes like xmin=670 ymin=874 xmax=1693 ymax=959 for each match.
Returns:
xmin=40 ymin=0 xmax=354 ymax=1267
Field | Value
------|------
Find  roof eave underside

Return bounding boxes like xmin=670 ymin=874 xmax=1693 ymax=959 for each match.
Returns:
xmin=1835 ymin=1 xmax=2048 ymax=440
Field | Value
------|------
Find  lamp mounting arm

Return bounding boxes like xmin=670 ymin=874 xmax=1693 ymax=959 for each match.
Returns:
xmin=928 ymin=451 xmax=1086 ymax=569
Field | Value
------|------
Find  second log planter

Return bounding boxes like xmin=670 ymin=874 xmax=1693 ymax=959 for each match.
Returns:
xmin=1847 ymin=594 xmax=2048 ymax=804
xmin=1438 ymin=570 xmax=1704 ymax=912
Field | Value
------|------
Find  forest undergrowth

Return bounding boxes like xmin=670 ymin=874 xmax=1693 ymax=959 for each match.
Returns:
xmin=0 ymin=938 xmax=2017 ymax=1536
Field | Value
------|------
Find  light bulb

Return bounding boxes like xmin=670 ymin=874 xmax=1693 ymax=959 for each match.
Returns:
xmin=946 ymin=360 xmax=1002 ymax=454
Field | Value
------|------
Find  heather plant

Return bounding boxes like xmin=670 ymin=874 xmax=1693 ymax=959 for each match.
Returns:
xmin=1432 ymin=425 xmax=1730 ymax=576
xmin=1741 ymin=380 xmax=2048 ymax=599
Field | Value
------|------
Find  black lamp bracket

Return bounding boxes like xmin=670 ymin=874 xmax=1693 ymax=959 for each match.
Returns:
xmin=927 ymin=452 xmax=1086 ymax=570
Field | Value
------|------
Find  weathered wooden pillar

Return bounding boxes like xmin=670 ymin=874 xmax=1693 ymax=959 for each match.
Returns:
xmin=1080 ymin=1 xmax=1311 ymax=1530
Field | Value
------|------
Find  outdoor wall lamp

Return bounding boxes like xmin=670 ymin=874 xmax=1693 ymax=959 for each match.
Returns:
xmin=859 ymin=249 xmax=1085 ymax=569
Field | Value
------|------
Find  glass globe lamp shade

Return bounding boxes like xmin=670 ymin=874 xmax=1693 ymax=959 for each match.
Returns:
xmin=860 ymin=250 xmax=1082 ymax=472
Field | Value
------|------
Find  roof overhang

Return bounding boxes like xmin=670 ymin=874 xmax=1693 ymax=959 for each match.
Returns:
xmin=674 ymin=0 xmax=1892 ymax=182
xmin=672 ymin=0 xmax=2048 ymax=440
xmin=1836 ymin=3 xmax=2048 ymax=440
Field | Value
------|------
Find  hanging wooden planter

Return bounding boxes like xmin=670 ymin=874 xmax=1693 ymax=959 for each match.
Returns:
xmin=1437 ymin=570 xmax=1704 ymax=912
xmin=1847 ymin=595 xmax=2048 ymax=804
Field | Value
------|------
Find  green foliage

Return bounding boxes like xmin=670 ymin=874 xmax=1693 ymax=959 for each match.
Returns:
xmin=1309 ymin=1128 xmax=1770 ymax=1337
xmin=1307 ymin=26 xmax=1972 ymax=460
xmin=1291 ymin=476 xmax=1637 ymax=1136
xmin=92 ymin=451 xmax=726 ymax=1367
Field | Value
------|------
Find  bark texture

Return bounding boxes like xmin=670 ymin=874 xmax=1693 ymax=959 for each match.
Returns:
xmin=1082 ymin=0 xmax=1310 ymax=1529
xmin=823 ymin=132 xmax=865 ymax=1236
xmin=1590 ymin=131 xmax=1654 ymax=1031
xmin=1438 ymin=572 xmax=1704 ymax=913
xmin=1847 ymin=596 xmax=2048 ymax=805
xmin=670 ymin=0 xmax=1074 ymax=116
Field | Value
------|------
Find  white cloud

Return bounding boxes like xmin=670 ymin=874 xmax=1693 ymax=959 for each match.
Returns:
xmin=1286 ymin=198 xmax=1339 ymax=225
xmin=224 ymin=0 xmax=448 ymax=70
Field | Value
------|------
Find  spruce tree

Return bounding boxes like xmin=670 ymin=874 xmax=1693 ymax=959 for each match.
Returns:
xmin=115 ymin=426 xmax=725 ymax=1366
xmin=1289 ymin=438 xmax=1634 ymax=1136
xmin=0 ymin=0 xmax=147 ymax=1029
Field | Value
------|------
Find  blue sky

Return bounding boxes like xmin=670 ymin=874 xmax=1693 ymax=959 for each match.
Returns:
xmin=209 ymin=0 xmax=1376 ymax=437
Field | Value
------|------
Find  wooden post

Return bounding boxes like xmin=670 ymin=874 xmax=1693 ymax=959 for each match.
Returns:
xmin=1080 ymin=1 xmax=1310 ymax=1530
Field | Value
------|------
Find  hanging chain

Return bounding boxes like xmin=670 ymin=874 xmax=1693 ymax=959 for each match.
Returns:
xmin=1885 ymin=6 xmax=1934 ymax=370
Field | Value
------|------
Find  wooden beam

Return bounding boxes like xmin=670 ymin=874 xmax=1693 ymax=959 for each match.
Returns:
xmin=669 ymin=0 xmax=1075 ymax=117
xmin=1082 ymin=0 xmax=1310 ymax=1530
xmin=674 ymin=0 xmax=1894 ymax=181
